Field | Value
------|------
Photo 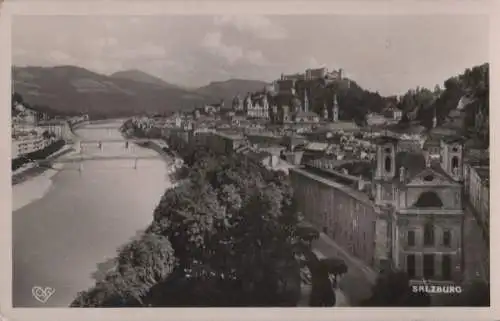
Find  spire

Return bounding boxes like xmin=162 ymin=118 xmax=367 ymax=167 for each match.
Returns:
xmin=304 ymin=89 xmax=309 ymax=112
xmin=323 ymin=102 xmax=329 ymax=120
xmin=432 ymin=107 xmax=437 ymax=128
xmin=332 ymin=93 xmax=339 ymax=122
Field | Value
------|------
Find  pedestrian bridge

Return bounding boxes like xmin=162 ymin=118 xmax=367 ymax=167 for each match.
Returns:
xmin=77 ymin=138 xmax=155 ymax=152
xmin=39 ymin=154 xmax=169 ymax=171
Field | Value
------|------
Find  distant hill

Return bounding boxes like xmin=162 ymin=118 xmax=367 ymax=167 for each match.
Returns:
xmin=195 ymin=79 xmax=269 ymax=103
xmin=110 ymin=69 xmax=180 ymax=89
xmin=11 ymin=66 xmax=269 ymax=118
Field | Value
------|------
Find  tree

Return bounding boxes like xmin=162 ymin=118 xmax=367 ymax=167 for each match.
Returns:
xmin=361 ymin=270 xmax=431 ymax=306
xmin=12 ymin=92 xmax=23 ymax=105
xmin=71 ymin=233 xmax=175 ymax=307
xmin=72 ymin=149 xmax=304 ymax=307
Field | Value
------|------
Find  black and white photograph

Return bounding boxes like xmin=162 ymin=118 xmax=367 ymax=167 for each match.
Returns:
xmin=2 ymin=1 xmax=496 ymax=318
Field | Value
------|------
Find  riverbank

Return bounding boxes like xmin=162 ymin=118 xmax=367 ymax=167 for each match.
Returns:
xmin=12 ymin=144 xmax=79 ymax=212
xmin=12 ymin=144 xmax=76 ymax=186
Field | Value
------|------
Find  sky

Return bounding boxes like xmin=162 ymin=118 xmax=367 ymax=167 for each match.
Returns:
xmin=12 ymin=14 xmax=489 ymax=96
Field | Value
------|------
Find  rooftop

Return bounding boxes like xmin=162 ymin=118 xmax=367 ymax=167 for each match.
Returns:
xmin=373 ymin=135 xmax=399 ymax=145
xmin=291 ymin=166 xmax=376 ymax=208
xmin=304 ymin=142 xmax=329 ymax=151
xmin=214 ymin=131 xmax=244 ymax=140
xmin=474 ymin=166 xmax=490 ymax=184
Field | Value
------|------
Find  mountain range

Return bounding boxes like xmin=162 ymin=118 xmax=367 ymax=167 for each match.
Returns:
xmin=12 ymin=65 xmax=269 ymax=118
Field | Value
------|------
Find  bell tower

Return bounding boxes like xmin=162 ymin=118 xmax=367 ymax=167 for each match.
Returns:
xmin=440 ymin=137 xmax=464 ymax=181
xmin=432 ymin=107 xmax=437 ymax=128
xmin=373 ymin=136 xmax=398 ymax=206
xmin=332 ymin=93 xmax=339 ymax=122
xmin=374 ymin=136 xmax=398 ymax=180
xmin=303 ymin=89 xmax=309 ymax=113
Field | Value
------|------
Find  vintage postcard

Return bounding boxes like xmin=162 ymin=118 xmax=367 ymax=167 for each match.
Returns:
xmin=0 ymin=0 xmax=498 ymax=320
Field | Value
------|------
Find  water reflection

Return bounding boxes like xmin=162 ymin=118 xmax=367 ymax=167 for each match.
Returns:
xmin=13 ymin=122 xmax=170 ymax=307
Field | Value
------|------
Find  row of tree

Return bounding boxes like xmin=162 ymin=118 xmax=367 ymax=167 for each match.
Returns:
xmin=71 ymin=146 xmax=316 ymax=306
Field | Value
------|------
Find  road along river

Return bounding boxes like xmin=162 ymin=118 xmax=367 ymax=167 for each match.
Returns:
xmin=12 ymin=120 xmax=172 ymax=307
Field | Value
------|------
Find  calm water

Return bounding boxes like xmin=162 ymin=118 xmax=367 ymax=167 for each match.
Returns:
xmin=12 ymin=120 xmax=171 ymax=307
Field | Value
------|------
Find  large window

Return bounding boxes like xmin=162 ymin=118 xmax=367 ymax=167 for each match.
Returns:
xmin=407 ymin=230 xmax=416 ymax=247
xmin=423 ymin=222 xmax=435 ymax=246
xmin=443 ymin=229 xmax=452 ymax=247
xmin=442 ymin=254 xmax=452 ymax=280
xmin=423 ymin=254 xmax=435 ymax=279
xmin=384 ymin=156 xmax=392 ymax=172
xmin=451 ymin=156 xmax=459 ymax=169
xmin=406 ymin=254 xmax=416 ymax=279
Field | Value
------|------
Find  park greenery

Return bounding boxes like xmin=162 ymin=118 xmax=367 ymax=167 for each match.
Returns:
xmin=71 ymin=146 xmax=345 ymax=307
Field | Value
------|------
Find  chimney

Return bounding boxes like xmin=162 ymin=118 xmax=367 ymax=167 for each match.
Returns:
xmin=399 ymin=166 xmax=405 ymax=183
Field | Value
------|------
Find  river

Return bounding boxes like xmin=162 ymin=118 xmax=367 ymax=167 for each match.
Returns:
xmin=12 ymin=120 xmax=172 ymax=307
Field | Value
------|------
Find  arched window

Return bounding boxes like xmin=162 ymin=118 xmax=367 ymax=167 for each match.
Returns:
xmin=384 ymin=156 xmax=392 ymax=172
xmin=414 ymin=191 xmax=444 ymax=208
xmin=423 ymin=221 xmax=435 ymax=246
xmin=451 ymin=156 xmax=459 ymax=169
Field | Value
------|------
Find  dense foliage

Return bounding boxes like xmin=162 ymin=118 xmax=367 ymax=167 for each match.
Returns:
xmin=71 ymin=147 xmax=308 ymax=307
xmin=12 ymin=92 xmax=77 ymax=118
xmin=361 ymin=270 xmax=431 ymax=306
xmin=396 ymin=63 xmax=489 ymax=143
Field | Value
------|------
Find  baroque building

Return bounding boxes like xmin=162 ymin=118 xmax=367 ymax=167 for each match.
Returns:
xmin=290 ymin=134 xmax=465 ymax=283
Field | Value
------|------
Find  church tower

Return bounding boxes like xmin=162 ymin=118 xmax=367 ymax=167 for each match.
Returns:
xmin=323 ymin=102 xmax=329 ymax=120
xmin=440 ymin=137 xmax=464 ymax=182
xmin=303 ymin=89 xmax=309 ymax=113
xmin=332 ymin=93 xmax=339 ymax=122
xmin=374 ymin=136 xmax=398 ymax=180
xmin=373 ymin=136 xmax=398 ymax=206
xmin=432 ymin=107 xmax=437 ymax=128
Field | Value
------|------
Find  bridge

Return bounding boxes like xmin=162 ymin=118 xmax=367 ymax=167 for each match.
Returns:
xmin=39 ymin=154 xmax=169 ymax=171
xmin=78 ymin=138 xmax=152 ymax=144
xmin=76 ymin=138 xmax=157 ymax=153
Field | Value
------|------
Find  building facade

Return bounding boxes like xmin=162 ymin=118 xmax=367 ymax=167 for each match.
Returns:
xmin=290 ymin=167 xmax=384 ymax=269
xmin=290 ymin=135 xmax=466 ymax=282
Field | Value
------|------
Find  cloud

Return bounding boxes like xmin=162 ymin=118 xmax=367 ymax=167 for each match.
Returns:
xmin=202 ymin=31 xmax=244 ymax=64
xmin=201 ymin=31 xmax=271 ymax=66
xmin=114 ymin=44 xmax=168 ymax=60
xmin=246 ymin=50 xmax=269 ymax=66
xmin=307 ymin=57 xmax=325 ymax=69
xmin=214 ymin=15 xmax=287 ymax=40
xmin=48 ymin=50 xmax=75 ymax=64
